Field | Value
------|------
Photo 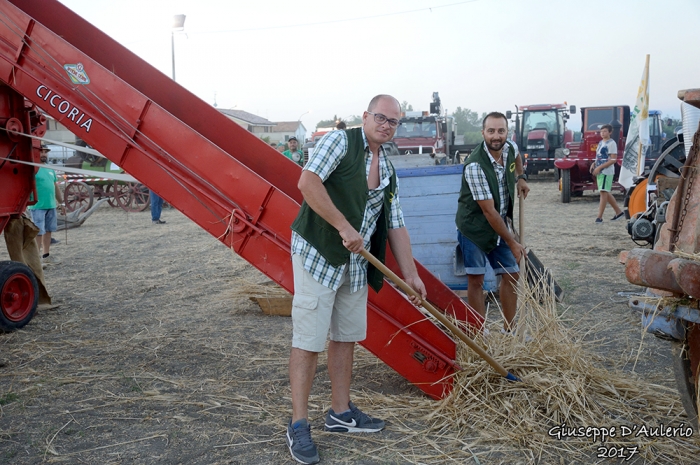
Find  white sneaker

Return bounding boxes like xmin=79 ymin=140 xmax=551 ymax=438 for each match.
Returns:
xmin=500 ymin=328 xmax=533 ymax=343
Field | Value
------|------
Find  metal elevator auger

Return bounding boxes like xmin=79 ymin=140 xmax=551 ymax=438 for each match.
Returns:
xmin=0 ymin=0 xmax=485 ymax=399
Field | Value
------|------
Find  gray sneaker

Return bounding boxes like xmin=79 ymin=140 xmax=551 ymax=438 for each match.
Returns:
xmin=324 ymin=401 xmax=385 ymax=433
xmin=286 ymin=419 xmax=319 ymax=464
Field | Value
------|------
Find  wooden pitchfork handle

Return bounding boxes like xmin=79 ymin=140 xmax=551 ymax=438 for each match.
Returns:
xmin=359 ymin=249 xmax=520 ymax=381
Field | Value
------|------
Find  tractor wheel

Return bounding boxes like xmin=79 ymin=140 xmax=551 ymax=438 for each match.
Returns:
xmin=64 ymin=181 xmax=93 ymax=213
xmin=116 ymin=182 xmax=150 ymax=212
xmin=673 ymin=324 xmax=700 ymax=429
xmin=0 ymin=261 xmax=39 ymax=332
xmin=560 ymin=169 xmax=571 ymax=203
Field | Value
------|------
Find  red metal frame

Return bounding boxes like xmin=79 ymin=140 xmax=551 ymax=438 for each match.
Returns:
xmin=0 ymin=0 xmax=485 ymax=399
xmin=0 ymin=89 xmax=44 ymax=233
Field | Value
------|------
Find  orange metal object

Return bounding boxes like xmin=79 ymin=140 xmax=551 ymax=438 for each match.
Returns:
xmin=0 ymin=0 xmax=484 ymax=399
xmin=626 ymin=178 xmax=648 ymax=218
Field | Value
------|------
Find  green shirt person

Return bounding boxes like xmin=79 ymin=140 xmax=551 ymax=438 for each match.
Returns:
xmin=282 ymin=136 xmax=304 ymax=167
xmin=28 ymin=145 xmax=64 ymax=265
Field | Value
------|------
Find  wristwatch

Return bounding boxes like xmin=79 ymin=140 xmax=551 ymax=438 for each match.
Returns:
xmin=516 ymin=174 xmax=528 ymax=181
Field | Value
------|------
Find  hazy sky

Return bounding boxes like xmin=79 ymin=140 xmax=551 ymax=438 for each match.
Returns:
xmin=57 ymin=0 xmax=700 ymax=136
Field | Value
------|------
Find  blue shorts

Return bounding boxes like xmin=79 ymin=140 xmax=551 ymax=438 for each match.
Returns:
xmin=458 ymin=231 xmax=519 ymax=276
xmin=29 ymin=208 xmax=57 ymax=236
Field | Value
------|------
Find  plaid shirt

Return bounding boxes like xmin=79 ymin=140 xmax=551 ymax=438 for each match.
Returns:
xmin=464 ymin=141 xmax=517 ymax=244
xmin=291 ymin=129 xmax=405 ymax=292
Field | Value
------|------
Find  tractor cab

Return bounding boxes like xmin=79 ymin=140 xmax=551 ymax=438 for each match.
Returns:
xmin=507 ymin=103 xmax=575 ymax=175
xmin=522 ymin=109 xmax=564 ymax=154
xmin=644 ymin=110 xmax=665 ymax=171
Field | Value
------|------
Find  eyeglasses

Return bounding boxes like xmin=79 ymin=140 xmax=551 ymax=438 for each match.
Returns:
xmin=367 ymin=111 xmax=400 ymax=128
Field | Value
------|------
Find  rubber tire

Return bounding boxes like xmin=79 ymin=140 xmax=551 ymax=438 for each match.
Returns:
xmin=673 ymin=337 xmax=700 ymax=430
xmin=561 ymin=169 xmax=571 ymax=203
xmin=0 ymin=261 xmax=39 ymax=332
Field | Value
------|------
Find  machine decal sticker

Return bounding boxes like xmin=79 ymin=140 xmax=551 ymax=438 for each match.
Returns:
xmin=36 ymin=85 xmax=93 ymax=133
xmin=63 ymin=63 xmax=90 ymax=85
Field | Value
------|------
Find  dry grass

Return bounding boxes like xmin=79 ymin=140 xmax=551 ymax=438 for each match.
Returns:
xmin=231 ymin=277 xmax=289 ymax=299
xmin=413 ymin=265 xmax=697 ymax=463
xmin=675 ymin=250 xmax=700 ymax=262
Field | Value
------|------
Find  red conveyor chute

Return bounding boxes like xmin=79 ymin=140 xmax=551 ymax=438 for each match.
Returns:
xmin=1 ymin=0 xmax=483 ymax=399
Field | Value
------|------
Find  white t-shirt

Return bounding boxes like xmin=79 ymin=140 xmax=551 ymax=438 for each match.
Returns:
xmin=595 ymin=138 xmax=617 ymax=175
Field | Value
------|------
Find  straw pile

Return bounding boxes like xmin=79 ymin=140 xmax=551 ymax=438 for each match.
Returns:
xmin=231 ymin=278 xmax=289 ymax=300
xmin=416 ymin=264 xmax=700 ymax=463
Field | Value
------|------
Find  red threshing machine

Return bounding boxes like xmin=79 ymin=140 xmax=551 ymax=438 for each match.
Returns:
xmin=0 ymin=0 xmax=483 ymax=400
xmin=0 ymin=94 xmax=46 ymax=330
xmin=623 ymin=88 xmax=700 ymax=426
xmin=506 ymin=103 xmax=575 ymax=177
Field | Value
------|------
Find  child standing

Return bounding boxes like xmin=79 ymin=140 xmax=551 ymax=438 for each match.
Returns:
xmin=590 ymin=124 xmax=625 ymax=223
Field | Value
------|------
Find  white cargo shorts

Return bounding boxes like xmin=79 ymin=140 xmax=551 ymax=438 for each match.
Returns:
xmin=291 ymin=253 xmax=368 ymax=352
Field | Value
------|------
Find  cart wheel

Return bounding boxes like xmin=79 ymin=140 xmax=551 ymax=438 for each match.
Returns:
xmin=116 ymin=182 xmax=150 ymax=212
xmin=0 ymin=261 xmax=39 ymax=332
xmin=106 ymin=181 xmax=123 ymax=207
xmin=64 ymin=181 xmax=94 ymax=213
xmin=673 ymin=324 xmax=700 ymax=429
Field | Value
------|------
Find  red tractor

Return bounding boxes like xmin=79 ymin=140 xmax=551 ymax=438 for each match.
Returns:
xmin=556 ymin=106 xmax=666 ymax=203
xmin=506 ymin=103 xmax=575 ymax=177
xmin=555 ymin=106 xmax=630 ymax=203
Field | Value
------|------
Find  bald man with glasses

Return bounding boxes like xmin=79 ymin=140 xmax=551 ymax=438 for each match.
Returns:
xmin=286 ymin=94 xmax=426 ymax=464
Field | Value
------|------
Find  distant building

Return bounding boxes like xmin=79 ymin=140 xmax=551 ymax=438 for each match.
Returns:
xmin=270 ymin=121 xmax=307 ymax=145
xmin=218 ymin=109 xmax=275 ymax=137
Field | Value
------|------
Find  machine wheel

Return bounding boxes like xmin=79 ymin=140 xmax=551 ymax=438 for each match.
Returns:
xmin=624 ymin=178 xmax=648 ymax=220
xmin=0 ymin=261 xmax=39 ymax=332
xmin=116 ymin=182 xmax=150 ymax=212
xmin=554 ymin=168 xmax=560 ymax=182
xmin=648 ymin=136 xmax=686 ymax=181
xmin=673 ymin=324 xmax=700 ymax=429
xmin=623 ymin=136 xmax=685 ymax=219
xmin=560 ymin=169 xmax=571 ymax=203
xmin=64 ymin=181 xmax=93 ymax=213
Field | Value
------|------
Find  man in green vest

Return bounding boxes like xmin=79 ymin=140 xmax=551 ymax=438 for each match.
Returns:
xmin=286 ymin=95 xmax=426 ymax=464
xmin=455 ymin=112 xmax=529 ymax=334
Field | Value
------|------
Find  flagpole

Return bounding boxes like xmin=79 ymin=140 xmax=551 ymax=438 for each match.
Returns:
xmin=636 ymin=54 xmax=650 ymax=176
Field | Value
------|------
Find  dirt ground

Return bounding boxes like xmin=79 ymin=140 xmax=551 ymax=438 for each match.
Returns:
xmin=0 ymin=175 xmax=685 ymax=464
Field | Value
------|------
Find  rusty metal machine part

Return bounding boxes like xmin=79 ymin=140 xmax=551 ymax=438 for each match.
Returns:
xmin=624 ymin=88 xmax=700 ymax=424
